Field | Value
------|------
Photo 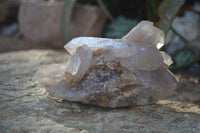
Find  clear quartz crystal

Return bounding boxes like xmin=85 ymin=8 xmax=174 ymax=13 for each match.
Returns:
xmin=64 ymin=37 xmax=130 ymax=55
xmin=64 ymin=21 xmax=167 ymax=79
xmin=34 ymin=21 xmax=177 ymax=108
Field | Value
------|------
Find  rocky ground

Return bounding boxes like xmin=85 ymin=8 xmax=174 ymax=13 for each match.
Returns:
xmin=0 ymin=49 xmax=200 ymax=133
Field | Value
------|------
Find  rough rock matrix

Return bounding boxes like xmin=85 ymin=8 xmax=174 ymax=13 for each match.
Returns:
xmin=34 ymin=21 xmax=177 ymax=108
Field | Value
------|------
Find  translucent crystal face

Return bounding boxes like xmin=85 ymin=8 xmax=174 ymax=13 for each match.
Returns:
xmin=64 ymin=37 xmax=130 ymax=55
xmin=122 ymin=21 xmax=165 ymax=47
xmin=64 ymin=45 xmax=93 ymax=83
xmin=34 ymin=21 xmax=177 ymax=108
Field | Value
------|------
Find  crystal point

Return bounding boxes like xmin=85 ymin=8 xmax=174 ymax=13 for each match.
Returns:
xmin=65 ymin=45 xmax=93 ymax=83
xmin=122 ymin=21 xmax=165 ymax=48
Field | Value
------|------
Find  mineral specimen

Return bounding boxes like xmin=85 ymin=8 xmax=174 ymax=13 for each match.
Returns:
xmin=33 ymin=21 xmax=177 ymax=108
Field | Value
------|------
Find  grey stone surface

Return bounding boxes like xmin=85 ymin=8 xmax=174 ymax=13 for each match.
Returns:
xmin=0 ymin=50 xmax=200 ymax=133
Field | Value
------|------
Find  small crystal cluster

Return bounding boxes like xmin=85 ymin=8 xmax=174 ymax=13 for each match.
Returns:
xmin=34 ymin=21 xmax=177 ymax=108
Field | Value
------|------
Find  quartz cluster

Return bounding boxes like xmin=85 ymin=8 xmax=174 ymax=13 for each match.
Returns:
xmin=34 ymin=21 xmax=177 ymax=108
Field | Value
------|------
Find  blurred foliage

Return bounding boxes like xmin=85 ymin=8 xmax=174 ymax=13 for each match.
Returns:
xmin=170 ymin=52 xmax=198 ymax=72
xmin=146 ymin=0 xmax=160 ymax=22
xmin=96 ymin=0 xmax=115 ymax=22
xmin=103 ymin=0 xmax=186 ymax=39
xmin=76 ymin=0 xmax=96 ymax=5
xmin=104 ymin=16 xmax=138 ymax=39
xmin=77 ymin=0 xmax=119 ymax=22
xmin=62 ymin=0 xmax=76 ymax=43
xmin=157 ymin=0 xmax=185 ymax=34
xmin=77 ymin=0 xmax=147 ymax=19
xmin=175 ymin=52 xmax=195 ymax=67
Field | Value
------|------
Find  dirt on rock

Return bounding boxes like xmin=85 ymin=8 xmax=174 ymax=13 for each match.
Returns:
xmin=0 ymin=49 xmax=200 ymax=133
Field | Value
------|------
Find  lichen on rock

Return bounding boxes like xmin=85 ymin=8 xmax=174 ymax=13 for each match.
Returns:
xmin=34 ymin=21 xmax=177 ymax=108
